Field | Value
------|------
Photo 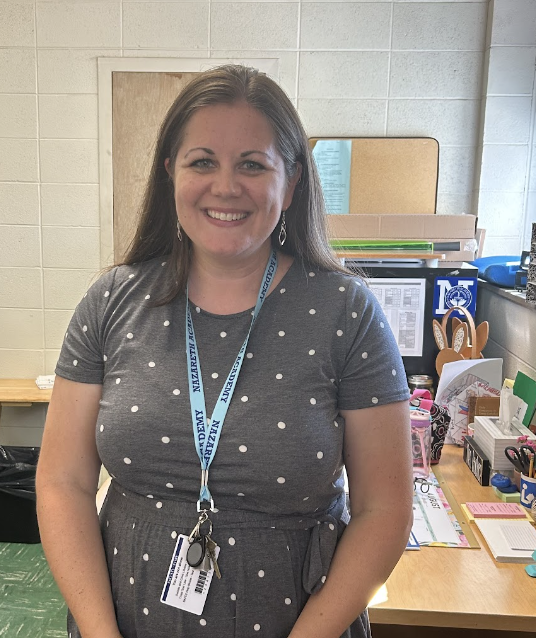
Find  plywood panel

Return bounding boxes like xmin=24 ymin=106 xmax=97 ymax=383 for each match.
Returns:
xmin=112 ymin=72 xmax=198 ymax=260
xmin=310 ymin=137 xmax=439 ymax=215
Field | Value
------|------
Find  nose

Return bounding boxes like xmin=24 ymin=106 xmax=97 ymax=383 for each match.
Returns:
xmin=211 ymin=167 xmax=241 ymax=198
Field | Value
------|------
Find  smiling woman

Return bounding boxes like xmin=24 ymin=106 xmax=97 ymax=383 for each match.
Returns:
xmin=36 ymin=65 xmax=413 ymax=638
xmin=164 ymin=101 xmax=301 ymax=302
xmin=119 ymin=64 xmax=343 ymax=307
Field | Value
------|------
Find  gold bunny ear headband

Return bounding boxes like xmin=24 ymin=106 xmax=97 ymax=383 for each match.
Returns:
xmin=432 ymin=306 xmax=489 ymax=376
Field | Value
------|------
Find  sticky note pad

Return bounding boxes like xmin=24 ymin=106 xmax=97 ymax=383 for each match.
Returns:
xmin=492 ymin=487 xmax=521 ymax=502
xmin=466 ymin=502 xmax=526 ymax=518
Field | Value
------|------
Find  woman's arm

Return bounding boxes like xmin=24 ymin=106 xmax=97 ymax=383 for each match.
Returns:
xmin=36 ymin=376 xmax=123 ymax=638
xmin=288 ymin=400 xmax=413 ymax=638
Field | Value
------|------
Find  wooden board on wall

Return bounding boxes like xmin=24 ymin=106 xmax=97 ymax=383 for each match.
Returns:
xmin=310 ymin=137 xmax=439 ymax=215
xmin=112 ymin=71 xmax=199 ymax=261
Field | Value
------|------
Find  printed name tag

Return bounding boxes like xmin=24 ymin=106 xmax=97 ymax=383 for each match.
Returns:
xmin=160 ymin=534 xmax=219 ymax=616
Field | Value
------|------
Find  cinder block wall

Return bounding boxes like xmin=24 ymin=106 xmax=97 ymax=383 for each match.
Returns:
xmin=0 ymin=0 xmax=535 ymax=444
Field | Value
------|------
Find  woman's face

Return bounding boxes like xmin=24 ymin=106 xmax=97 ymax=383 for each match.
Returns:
xmin=167 ymin=101 xmax=300 ymax=264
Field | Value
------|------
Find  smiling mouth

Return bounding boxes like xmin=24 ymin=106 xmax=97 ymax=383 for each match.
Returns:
xmin=206 ymin=209 xmax=248 ymax=222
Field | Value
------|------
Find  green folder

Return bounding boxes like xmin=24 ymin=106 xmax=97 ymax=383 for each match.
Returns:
xmin=513 ymin=371 xmax=536 ymax=427
xmin=330 ymin=240 xmax=433 ymax=252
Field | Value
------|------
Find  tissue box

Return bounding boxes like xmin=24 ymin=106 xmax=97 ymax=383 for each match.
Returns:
xmin=472 ymin=416 xmax=536 ymax=472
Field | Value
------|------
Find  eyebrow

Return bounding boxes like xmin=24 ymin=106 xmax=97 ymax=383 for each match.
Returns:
xmin=184 ymin=147 xmax=270 ymax=159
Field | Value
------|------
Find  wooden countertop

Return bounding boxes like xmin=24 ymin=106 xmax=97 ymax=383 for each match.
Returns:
xmin=368 ymin=445 xmax=536 ymax=632
xmin=0 ymin=379 xmax=53 ymax=404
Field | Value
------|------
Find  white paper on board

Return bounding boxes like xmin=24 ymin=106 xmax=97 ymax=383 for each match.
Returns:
xmin=312 ymin=140 xmax=352 ymax=215
xmin=367 ymin=278 xmax=426 ymax=357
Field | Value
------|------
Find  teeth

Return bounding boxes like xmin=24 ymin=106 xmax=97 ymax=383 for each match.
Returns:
xmin=206 ymin=209 xmax=247 ymax=221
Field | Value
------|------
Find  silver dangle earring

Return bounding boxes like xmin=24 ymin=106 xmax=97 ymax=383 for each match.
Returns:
xmin=278 ymin=210 xmax=287 ymax=246
xmin=177 ymin=219 xmax=182 ymax=242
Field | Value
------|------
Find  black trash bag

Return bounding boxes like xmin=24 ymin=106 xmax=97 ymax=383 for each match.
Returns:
xmin=0 ymin=446 xmax=40 ymax=501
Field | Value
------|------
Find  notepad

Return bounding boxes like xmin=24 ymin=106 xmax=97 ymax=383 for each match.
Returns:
xmin=500 ymin=523 xmax=536 ymax=551
xmin=465 ymin=502 xmax=526 ymax=518
xmin=474 ymin=518 xmax=536 ymax=563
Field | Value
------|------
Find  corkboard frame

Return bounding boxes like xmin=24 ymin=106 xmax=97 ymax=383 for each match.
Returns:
xmin=309 ymin=137 xmax=440 ymax=216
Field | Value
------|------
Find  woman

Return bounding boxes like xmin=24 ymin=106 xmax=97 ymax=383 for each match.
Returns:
xmin=37 ymin=65 xmax=413 ymax=638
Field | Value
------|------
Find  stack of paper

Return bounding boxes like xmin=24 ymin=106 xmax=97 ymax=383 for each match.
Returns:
xmin=35 ymin=375 xmax=55 ymax=389
xmin=473 ymin=416 xmax=536 ymax=472
xmin=474 ymin=518 xmax=536 ymax=563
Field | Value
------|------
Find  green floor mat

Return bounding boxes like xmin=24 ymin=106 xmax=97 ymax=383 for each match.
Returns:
xmin=0 ymin=543 xmax=67 ymax=637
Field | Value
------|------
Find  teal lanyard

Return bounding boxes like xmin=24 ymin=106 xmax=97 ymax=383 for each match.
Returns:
xmin=185 ymin=251 xmax=278 ymax=511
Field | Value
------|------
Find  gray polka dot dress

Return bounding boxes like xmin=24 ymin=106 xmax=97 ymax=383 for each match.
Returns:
xmin=56 ymin=257 xmax=410 ymax=638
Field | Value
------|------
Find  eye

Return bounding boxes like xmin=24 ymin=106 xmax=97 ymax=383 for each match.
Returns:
xmin=241 ymin=160 xmax=265 ymax=171
xmin=190 ymin=158 xmax=214 ymax=169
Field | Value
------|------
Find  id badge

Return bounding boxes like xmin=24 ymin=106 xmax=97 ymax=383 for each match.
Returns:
xmin=160 ymin=534 xmax=220 ymax=615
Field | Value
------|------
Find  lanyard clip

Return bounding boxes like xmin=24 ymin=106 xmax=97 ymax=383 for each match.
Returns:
xmin=197 ymin=468 xmax=215 ymax=512
xmin=197 ymin=498 xmax=214 ymax=512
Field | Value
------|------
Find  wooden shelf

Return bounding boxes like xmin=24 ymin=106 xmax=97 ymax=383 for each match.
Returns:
xmin=0 ymin=379 xmax=53 ymax=404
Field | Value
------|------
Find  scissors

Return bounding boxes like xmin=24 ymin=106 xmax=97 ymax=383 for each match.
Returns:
xmin=504 ymin=445 xmax=534 ymax=474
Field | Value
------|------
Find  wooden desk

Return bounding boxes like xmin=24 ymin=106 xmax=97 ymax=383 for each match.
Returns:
xmin=369 ymin=445 xmax=536 ymax=633
xmin=0 ymin=379 xmax=52 ymax=420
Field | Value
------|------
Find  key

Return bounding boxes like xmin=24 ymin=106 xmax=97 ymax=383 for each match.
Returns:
xmin=201 ymin=535 xmax=212 ymax=573
xmin=205 ymin=535 xmax=222 ymax=579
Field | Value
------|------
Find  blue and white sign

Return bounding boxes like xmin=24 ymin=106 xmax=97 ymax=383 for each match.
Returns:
xmin=433 ymin=277 xmax=478 ymax=318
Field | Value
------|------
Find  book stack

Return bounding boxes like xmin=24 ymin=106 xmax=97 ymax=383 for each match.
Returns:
xmin=326 ymin=214 xmax=478 ymax=263
xmin=472 ymin=416 xmax=536 ymax=473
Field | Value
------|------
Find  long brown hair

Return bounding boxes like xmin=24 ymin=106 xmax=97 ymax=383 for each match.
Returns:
xmin=118 ymin=64 xmax=348 ymax=304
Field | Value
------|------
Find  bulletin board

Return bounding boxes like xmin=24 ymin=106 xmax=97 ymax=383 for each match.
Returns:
xmin=309 ymin=137 xmax=439 ymax=215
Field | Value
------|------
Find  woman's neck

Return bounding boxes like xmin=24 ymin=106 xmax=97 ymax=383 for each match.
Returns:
xmin=187 ymin=248 xmax=293 ymax=315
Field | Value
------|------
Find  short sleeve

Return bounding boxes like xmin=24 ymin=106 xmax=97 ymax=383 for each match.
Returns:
xmin=55 ymin=269 xmax=117 ymax=384
xmin=338 ymin=278 xmax=410 ymax=410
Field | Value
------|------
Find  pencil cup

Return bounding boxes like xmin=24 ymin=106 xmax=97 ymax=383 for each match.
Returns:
xmin=519 ymin=473 xmax=536 ymax=510
xmin=411 ymin=411 xmax=432 ymax=479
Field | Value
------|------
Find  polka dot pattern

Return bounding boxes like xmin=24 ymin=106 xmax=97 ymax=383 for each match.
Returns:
xmin=59 ymin=262 xmax=411 ymax=632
